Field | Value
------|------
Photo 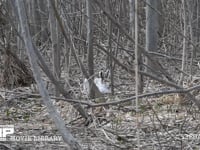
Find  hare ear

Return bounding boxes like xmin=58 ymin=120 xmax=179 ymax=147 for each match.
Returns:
xmin=99 ymin=71 xmax=104 ymax=79
xmin=105 ymin=69 xmax=110 ymax=78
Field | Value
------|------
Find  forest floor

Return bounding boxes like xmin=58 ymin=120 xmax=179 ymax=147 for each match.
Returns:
xmin=0 ymin=54 xmax=200 ymax=149
xmin=0 ymin=87 xmax=200 ymax=150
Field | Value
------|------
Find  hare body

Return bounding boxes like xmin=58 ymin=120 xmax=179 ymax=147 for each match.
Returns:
xmin=83 ymin=70 xmax=111 ymax=95
xmin=94 ymin=77 xmax=111 ymax=94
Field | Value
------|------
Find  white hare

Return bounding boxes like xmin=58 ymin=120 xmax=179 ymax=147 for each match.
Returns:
xmin=83 ymin=70 xmax=111 ymax=95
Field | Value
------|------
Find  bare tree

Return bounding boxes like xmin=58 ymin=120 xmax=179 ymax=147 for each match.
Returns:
xmin=130 ymin=0 xmax=143 ymax=93
xmin=145 ymin=0 xmax=159 ymax=72
xmin=134 ymin=0 xmax=140 ymax=148
xmin=188 ymin=1 xmax=195 ymax=76
xmin=86 ymin=0 xmax=95 ymax=98
xmin=179 ymin=0 xmax=187 ymax=85
xmin=105 ymin=0 xmax=115 ymax=95
xmin=37 ymin=0 xmax=48 ymax=43
xmin=14 ymin=0 xmax=81 ymax=149
xmin=49 ymin=0 xmax=61 ymax=96
xmin=129 ymin=0 xmax=135 ymax=36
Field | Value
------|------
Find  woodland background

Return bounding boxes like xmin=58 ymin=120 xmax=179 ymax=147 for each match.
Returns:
xmin=0 ymin=0 xmax=200 ymax=149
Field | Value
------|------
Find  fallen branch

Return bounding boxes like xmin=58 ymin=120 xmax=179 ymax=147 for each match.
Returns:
xmin=1 ymin=84 xmax=200 ymax=108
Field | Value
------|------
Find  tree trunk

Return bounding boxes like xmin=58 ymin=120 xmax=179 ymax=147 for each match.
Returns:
xmin=179 ymin=0 xmax=187 ymax=86
xmin=131 ymin=0 xmax=143 ymax=93
xmin=15 ymin=0 xmax=82 ymax=149
xmin=86 ymin=0 xmax=95 ymax=98
xmin=49 ymin=0 xmax=61 ymax=96
xmin=145 ymin=0 xmax=159 ymax=73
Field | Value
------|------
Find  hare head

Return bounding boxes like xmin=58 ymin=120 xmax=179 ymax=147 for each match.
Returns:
xmin=82 ymin=70 xmax=111 ymax=95
xmin=94 ymin=70 xmax=111 ymax=94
